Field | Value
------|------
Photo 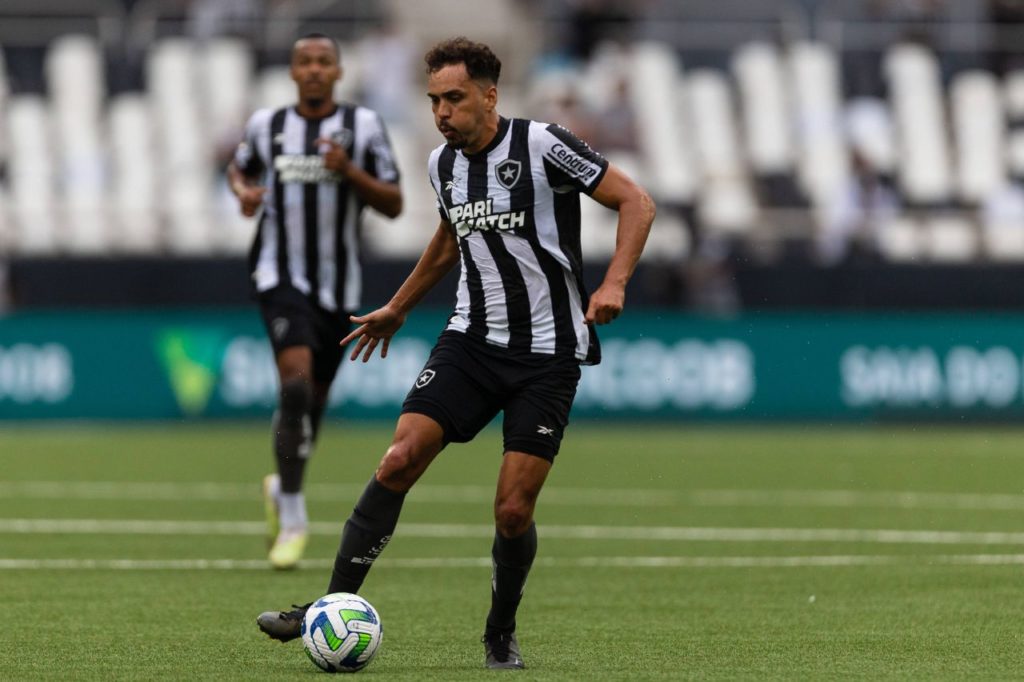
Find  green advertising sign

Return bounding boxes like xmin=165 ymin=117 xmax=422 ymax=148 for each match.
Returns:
xmin=2 ymin=309 xmax=1024 ymax=421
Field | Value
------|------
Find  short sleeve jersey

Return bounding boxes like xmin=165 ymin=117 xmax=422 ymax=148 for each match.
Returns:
xmin=427 ymin=117 xmax=609 ymax=364
xmin=235 ymin=104 xmax=400 ymax=312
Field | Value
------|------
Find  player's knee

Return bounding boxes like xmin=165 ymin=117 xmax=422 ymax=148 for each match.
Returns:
xmin=279 ymin=377 xmax=313 ymax=420
xmin=380 ymin=436 xmax=436 ymax=489
xmin=494 ymin=500 xmax=533 ymax=538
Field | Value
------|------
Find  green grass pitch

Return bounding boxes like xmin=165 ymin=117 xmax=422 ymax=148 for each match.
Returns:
xmin=1 ymin=422 xmax=1022 ymax=679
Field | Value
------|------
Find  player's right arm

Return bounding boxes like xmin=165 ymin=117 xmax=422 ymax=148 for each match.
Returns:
xmin=228 ymin=110 xmax=270 ymax=217
xmin=227 ymin=161 xmax=267 ymax=217
xmin=342 ymin=221 xmax=460 ymax=362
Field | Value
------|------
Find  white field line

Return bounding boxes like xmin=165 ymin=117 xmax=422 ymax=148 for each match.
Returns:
xmin=2 ymin=481 xmax=1024 ymax=511
xmin=3 ymin=518 xmax=1024 ymax=546
xmin=2 ymin=554 xmax=1024 ymax=571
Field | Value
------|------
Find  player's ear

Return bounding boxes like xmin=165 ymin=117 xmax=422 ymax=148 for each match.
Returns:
xmin=484 ymin=84 xmax=498 ymax=112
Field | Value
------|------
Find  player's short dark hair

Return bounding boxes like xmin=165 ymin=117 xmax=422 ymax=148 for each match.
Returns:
xmin=424 ymin=37 xmax=501 ymax=84
xmin=294 ymin=32 xmax=340 ymax=60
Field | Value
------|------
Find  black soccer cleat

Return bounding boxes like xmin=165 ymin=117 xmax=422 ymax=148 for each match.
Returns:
xmin=256 ymin=603 xmax=311 ymax=642
xmin=482 ymin=631 xmax=525 ymax=670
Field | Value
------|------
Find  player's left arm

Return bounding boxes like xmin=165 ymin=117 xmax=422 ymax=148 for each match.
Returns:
xmin=585 ymin=165 xmax=656 ymax=325
xmin=316 ymin=137 xmax=403 ymax=218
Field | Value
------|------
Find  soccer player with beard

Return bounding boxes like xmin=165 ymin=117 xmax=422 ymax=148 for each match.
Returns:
xmin=257 ymin=36 xmax=654 ymax=669
xmin=228 ymin=34 xmax=403 ymax=569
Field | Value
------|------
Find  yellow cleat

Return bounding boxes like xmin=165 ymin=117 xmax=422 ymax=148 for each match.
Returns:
xmin=262 ymin=474 xmax=280 ymax=549
xmin=269 ymin=528 xmax=309 ymax=570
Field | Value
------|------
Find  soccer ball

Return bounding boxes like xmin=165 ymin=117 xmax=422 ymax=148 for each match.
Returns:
xmin=301 ymin=592 xmax=383 ymax=673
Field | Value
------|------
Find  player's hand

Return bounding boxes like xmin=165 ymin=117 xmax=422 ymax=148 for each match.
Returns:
xmin=236 ymin=185 xmax=267 ymax=217
xmin=341 ymin=306 xmax=406 ymax=362
xmin=315 ymin=137 xmax=352 ymax=176
xmin=584 ymin=282 xmax=625 ymax=325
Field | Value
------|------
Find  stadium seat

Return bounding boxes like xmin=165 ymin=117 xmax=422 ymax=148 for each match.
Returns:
xmin=884 ymin=43 xmax=954 ymax=204
xmin=628 ymin=41 xmax=696 ymax=203
xmin=981 ymin=181 xmax=1024 ymax=261
xmin=0 ymin=184 xmax=9 ymax=254
xmin=0 ymin=46 xmax=9 ymax=175
xmin=201 ymin=37 xmax=252 ymax=153
xmin=256 ymin=66 xmax=295 ymax=110
xmin=950 ymin=71 xmax=1005 ymax=204
xmin=148 ymin=38 xmax=214 ymax=252
xmin=875 ymin=215 xmax=923 ymax=262
xmin=335 ymin=42 xmax=361 ymax=104
xmin=924 ymin=216 xmax=979 ymax=262
xmin=1003 ymin=70 xmax=1024 ymax=177
xmin=733 ymin=41 xmax=794 ymax=176
xmin=698 ymin=179 xmax=759 ymax=237
xmin=788 ymin=42 xmax=848 ymax=207
xmin=844 ymin=97 xmax=897 ymax=176
xmin=1003 ymin=69 xmax=1024 ymax=124
xmin=164 ymin=177 xmax=214 ymax=254
xmin=46 ymin=34 xmax=109 ymax=253
xmin=108 ymin=94 xmax=160 ymax=253
xmin=687 ymin=68 xmax=758 ymax=234
xmin=7 ymin=96 xmax=58 ymax=254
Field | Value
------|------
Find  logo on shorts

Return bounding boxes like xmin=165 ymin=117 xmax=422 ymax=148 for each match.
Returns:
xmin=271 ymin=317 xmax=289 ymax=341
xmin=495 ymin=159 xmax=521 ymax=190
xmin=536 ymin=425 xmax=555 ymax=436
xmin=415 ymin=369 xmax=436 ymax=388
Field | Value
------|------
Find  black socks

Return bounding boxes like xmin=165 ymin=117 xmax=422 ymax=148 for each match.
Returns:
xmin=327 ymin=476 xmax=407 ymax=594
xmin=486 ymin=523 xmax=537 ymax=635
xmin=274 ymin=377 xmax=313 ymax=493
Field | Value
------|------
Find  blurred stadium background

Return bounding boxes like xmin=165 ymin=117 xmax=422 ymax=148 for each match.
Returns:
xmin=3 ymin=0 xmax=1024 ymax=421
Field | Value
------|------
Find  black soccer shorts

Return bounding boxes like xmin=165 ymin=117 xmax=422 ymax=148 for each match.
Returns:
xmin=257 ymin=285 xmax=353 ymax=385
xmin=402 ymin=331 xmax=582 ymax=461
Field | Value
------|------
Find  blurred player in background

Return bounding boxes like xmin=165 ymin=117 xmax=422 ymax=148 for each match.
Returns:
xmin=227 ymin=33 xmax=403 ymax=569
xmin=257 ymin=36 xmax=654 ymax=669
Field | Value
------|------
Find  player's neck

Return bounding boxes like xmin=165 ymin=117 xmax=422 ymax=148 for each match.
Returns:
xmin=296 ymin=98 xmax=338 ymax=119
xmin=463 ymin=112 xmax=502 ymax=155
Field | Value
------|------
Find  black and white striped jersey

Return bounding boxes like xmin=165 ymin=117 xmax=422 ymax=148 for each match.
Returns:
xmin=234 ymin=104 xmax=400 ymax=313
xmin=428 ymin=117 xmax=609 ymax=365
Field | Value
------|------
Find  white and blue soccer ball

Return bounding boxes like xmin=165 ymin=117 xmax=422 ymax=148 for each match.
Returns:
xmin=301 ymin=592 xmax=383 ymax=673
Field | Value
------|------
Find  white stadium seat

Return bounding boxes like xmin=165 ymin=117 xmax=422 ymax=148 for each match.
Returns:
xmin=1003 ymin=69 xmax=1024 ymax=123
xmin=628 ymin=41 xmax=697 ymax=203
xmin=256 ymin=66 xmax=295 ymax=111
xmin=789 ymin=42 xmax=848 ymax=207
xmin=202 ymin=37 xmax=253 ymax=150
xmin=46 ymin=34 xmax=109 ymax=253
xmin=876 ymin=215 xmax=923 ymax=262
xmin=884 ymin=43 xmax=954 ymax=204
xmin=844 ymin=97 xmax=897 ymax=175
xmin=687 ymin=68 xmax=744 ymax=179
xmin=108 ymin=94 xmax=161 ymax=253
xmin=950 ymin=71 xmax=1005 ymax=203
xmin=982 ymin=181 xmax=1024 ymax=261
xmin=7 ymin=96 xmax=58 ymax=254
xmin=733 ymin=41 xmax=794 ymax=175
xmin=924 ymin=216 xmax=979 ymax=262
xmin=687 ymin=68 xmax=758 ymax=234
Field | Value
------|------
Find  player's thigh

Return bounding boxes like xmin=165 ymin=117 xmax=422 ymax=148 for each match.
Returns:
xmin=502 ymin=360 xmax=582 ymax=462
xmin=401 ymin=334 xmax=502 ymax=445
xmin=258 ymin=286 xmax=319 ymax=356
xmin=309 ymin=306 xmax=354 ymax=386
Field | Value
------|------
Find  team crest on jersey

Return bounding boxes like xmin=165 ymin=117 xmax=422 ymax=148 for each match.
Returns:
xmin=331 ymin=129 xmax=353 ymax=148
xmin=415 ymin=369 xmax=436 ymax=388
xmin=495 ymin=159 xmax=521 ymax=190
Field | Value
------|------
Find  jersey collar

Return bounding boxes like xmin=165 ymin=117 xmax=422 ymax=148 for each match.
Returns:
xmin=460 ymin=116 xmax=510 ymax=160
